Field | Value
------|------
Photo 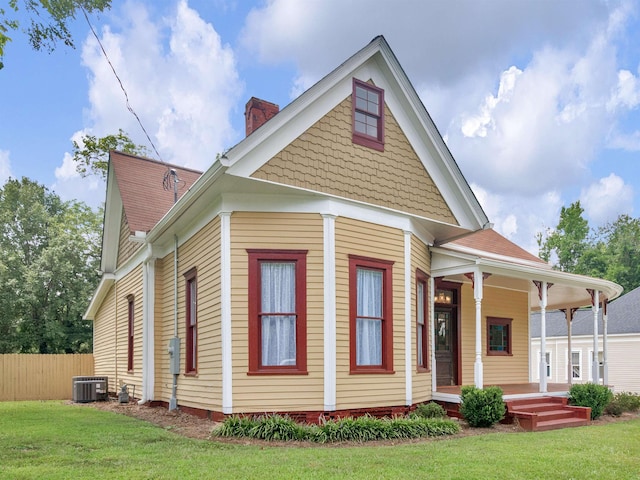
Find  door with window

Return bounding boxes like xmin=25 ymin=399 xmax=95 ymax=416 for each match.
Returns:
xmin=434 ymin=285 xmax=458 ymax=386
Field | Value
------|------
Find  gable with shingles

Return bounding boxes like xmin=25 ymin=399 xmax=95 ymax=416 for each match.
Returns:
xmin=117 ymin=209 xmax=141 ymax=268
xmin=251 ymin=90 xmax=457 ymax=225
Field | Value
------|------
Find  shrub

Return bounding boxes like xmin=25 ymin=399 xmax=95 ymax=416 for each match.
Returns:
xmin=414 ymin=401 xmax=446 ymax=419
xmin=605 ymin=392 xmax=640 ymax=416
xmin=248 ymin=414 xmax=306 ymax=441
xmin=459 ymin=386 xmax=505 ymax=428
xmin=213 ymin=415 xmax=255 ymax=437
xmin=569 ymin=383 xmax=613 ymax=420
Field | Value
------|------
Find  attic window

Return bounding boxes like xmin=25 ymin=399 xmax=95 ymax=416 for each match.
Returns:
xmin=352 ymin=79 xmax=384 ymax=151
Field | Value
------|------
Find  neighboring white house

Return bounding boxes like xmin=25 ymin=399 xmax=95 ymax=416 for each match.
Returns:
xmin=531 ymin=286 xmax=640 ymax=394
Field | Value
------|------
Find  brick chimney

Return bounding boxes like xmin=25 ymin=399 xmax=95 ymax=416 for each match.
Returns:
xmin=245 ymin=97 xmax=279 ymax=136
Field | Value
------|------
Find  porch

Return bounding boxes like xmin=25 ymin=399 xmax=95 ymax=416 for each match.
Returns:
xmin=433 ymin=382 xmax=571 ymax=403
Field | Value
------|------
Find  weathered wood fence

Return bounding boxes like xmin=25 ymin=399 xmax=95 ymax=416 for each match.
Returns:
xmin=0 ymin=354 xmax=94 ymax=401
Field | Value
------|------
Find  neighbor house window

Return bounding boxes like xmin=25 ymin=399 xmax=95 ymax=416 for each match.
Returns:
xmin=589 ymin=350 xmax=604 ymax=382
xmin=487 ymin=317 xmax=512 ymax=355
xmin=127 ymin=295 xmax=134 ymax=372
xmin=416 ymin=270 xmax=429 ymax=371
xmin=185 ymin=268 xmax=197 ymax=374
xmin=247 ymin=250 xmax=307 ymax=374
xmin=545 ymin=352 xmax=552 ymax=379
xmin=352 ymin=79 xmax=384 ymax=151
xmin=349 ymin=255 xmax=394 ymax=373
xmin=571 ymin=350 xmax=581 ymax=380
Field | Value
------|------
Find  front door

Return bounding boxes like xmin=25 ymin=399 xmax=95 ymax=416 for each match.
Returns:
xmin=435 ymin=307 xmax=457 ymax=386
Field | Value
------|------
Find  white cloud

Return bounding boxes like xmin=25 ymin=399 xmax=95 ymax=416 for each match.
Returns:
xmin=580 ymin=173 xmax=633 ymax=225
xmin=80 ymin=0 xmax=242 ymax=171
xmin=0 ymin=150 xmax=12 ymax=185
xmin=52 ymin=152 xmax=106 ymax=209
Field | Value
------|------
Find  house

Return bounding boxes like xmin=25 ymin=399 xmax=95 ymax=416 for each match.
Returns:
xmin=85 ymin=36 xmax=622 ymax=423
xmin=531 ymin=286 xmax=640 ymax=394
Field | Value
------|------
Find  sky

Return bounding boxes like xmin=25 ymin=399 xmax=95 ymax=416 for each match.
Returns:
xmin=1 ymin=0 xmax=640 ymax=254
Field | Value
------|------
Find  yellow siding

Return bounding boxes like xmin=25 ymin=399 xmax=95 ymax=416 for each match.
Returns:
xmin=252 ymin=93 xmax=456 ymax=225
xmin=93 ymin=283 xmax=117 ymax=385
xmin=335 ymin=217 xmax=406 ymax=410
xmin=230 ymin=212 xmax=324 ymax=412
xmin=117 ymin=210 xmax=142 ymax=268
xmin=115 ymin=266 xmax=144 ymax=394
xmin=154 ymin=216 xmax=223 ymax=411
xmin=460 ymin=284 xmax=529 ymax=385
xmin=412 ymin=236 xmax=432 ymax=404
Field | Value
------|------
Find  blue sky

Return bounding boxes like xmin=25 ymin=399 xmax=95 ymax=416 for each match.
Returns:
xmin=1 ymin=0 xmax=640 ymax=254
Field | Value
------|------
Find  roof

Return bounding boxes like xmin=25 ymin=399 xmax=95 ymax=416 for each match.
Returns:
xmin=110 ymin=151 xmax=202 ymax=233
xmin=531 ymin=286 xmax=640 ymax=337
xmin=444 ymin=229 xmax=548 ymax=266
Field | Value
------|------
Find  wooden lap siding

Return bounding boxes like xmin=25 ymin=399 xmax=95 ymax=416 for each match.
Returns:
xmin=155 ymin=217 xmax=223 ymax=411
xmin=412 ymin=235 xmax=432 ymax=403
xmin=117 ymin=210 xmax=142 ymax=268
xmin=335 ymin=217 xmax=406 ymax=410
xmin=93 ymin=265 xmax=143 ymax=394
xmin=460 ymin=285 xmax=529 ymax=385
xmin=231 ymin=212 xmax=324 ymax=413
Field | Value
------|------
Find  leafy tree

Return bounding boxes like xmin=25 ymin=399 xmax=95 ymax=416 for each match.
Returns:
xmin=72 ymin=129 xmax=148 ymax=179
xmin=597 ymin=215 xmax=640 ymax=293
xmin=0 ymin=0 xmax=111 ymax=70
xmin=0 ymin=178 xmax=101 ymax=353
xmin=538 ymin=201 xmax=589 ymax=272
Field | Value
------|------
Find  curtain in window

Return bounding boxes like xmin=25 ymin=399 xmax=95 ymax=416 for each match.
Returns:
xmin=261 ymin=262 xmax=296 ymax=366
xmin=356 ymin=268 xmax=383 ymax=365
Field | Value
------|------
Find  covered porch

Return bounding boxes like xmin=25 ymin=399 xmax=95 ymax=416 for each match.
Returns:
xmin=433 ymin=382 xmax=571 ymax=403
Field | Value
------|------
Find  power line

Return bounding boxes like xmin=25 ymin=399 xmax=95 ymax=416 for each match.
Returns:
xmin=80 ymin=7 xmax=163 ymax=161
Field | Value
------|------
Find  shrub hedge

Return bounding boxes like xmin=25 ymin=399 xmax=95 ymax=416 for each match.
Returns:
xmin=605 ymin=391 xmax=640 ymax=417
xmin=459 ymin=386 xmax=505 ymax=428
xmin=414 ymin=401 xmax=446 ymax=419
xmin=569 ymin=383 xmax=613 ymax=420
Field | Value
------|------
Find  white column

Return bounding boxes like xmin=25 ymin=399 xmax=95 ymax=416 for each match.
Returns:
xmin=220 ymin=212 xmax=233 ymax=414
xmin=566 ymin=308 xmax=573 ymax=386
xmin=322 ymin=214 xmax=337 ymax=411
xmin=603 ymin=300 xmax=608 ymax=386
xmin=403 ymin=231 xmax=412 ymax=406
xmin=473 ymin=270 xmax=484 ymax=389
xmin=539 ymin=282 xmax=548 ymax=393
xmin=592 ymin=290 xmax=600 ymax=384
xmin=140 ymin=251 xmax=156 ymax=404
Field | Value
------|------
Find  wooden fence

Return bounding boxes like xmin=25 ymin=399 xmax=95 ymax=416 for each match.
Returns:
xmin=0 ymin=354 xmax=94 ymax=401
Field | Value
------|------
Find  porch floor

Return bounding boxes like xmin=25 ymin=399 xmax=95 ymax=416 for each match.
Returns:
xmin=436 ymin=383 xmax=571 ymax=397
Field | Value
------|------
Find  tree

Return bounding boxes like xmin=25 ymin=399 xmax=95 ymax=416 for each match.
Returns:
xmin=538 ymin=201 xmax=590 ymax=272
xmin=597 ymin=215 xmax=640 ymax=293
xmin=0 ymin=0 xmax=112 ymax=70
xmin=0 ymin=178 xmax=101 ymax=353
xmin=72 ymin=129 xmax=148 ymax=179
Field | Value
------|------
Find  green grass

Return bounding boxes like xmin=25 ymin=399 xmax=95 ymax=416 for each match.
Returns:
xmin=1 ymin=402 xmax=639 ymax=479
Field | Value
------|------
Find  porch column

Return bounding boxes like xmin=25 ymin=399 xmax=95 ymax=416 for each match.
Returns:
xmin=403 ymin=231 xmax=412 ymax=406
xmin=538 ymin=281 xmax=548 ymax=393
xmin=473 ymin=270 xmax=484 ymax=389
xmin=220 ymin=212 xmax=233 ymax=414
xmin=589 ymin=289 xmax=600 ymax=384
xmin=561 ymin=307 xmax=576 ymax=385
xmin=322 ymin=214 xmax=337 ymax=411
xmin=603 ymin=299 xmax=609 ymax=386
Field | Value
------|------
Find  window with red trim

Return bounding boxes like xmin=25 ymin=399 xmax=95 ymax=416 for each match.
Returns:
xmin=247 ymin=250 xmax=307 ymax=374
xmin=127 ymin=295 xmax=134 ymax=372
xmin=349 ymin=255 xmax=394 ymax=373
xmin=185 ymin=269 xmax=197 ymax=374
xmin=416 ymin=270 xmax=429 ymax=371
xmin=487 ymin=317 xmax=512 ymax=355
xmin=352 ymin=79 xmax=384 ymax=151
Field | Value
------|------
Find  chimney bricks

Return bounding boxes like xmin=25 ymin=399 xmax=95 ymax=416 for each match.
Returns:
xmin=245 ymin=97 xmax=279 ymax=136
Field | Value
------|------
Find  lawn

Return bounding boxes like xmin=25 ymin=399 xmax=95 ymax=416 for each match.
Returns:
xmin=0 ymin=402 xmax=639 ymax=479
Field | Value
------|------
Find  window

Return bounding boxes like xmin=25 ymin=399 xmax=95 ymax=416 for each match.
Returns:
xmin=487 ymin=317 xmax=512 ymax=355
xmin=570 ymin=350 xmax=582 ymax=380
xmin=127 ymin=295 xmax=134 ymax=372
xmin=545 ymin=352 xmax=552 ymax=379
xmin=185 ymin=268 xmax=197 ymax=374
xmin=349 ymin=255 xmax=394 ymax=373
xmin=416 ymin=270 xmax=429 ymax=371
xmin=352 ymin=79 xmax=384 ymax=151
xmin=247 ymin=250 xmax=307 ymax=374
xmin=589 ymin=350 xmax=605 ymax=382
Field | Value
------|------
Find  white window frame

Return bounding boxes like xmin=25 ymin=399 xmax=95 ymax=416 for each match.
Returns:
xmin=588 ymin=349 xmax=604 ymax=382
xmin=535 ymin=349 xmax=552 ymax=380
xmin=568 ymin=349 xmax=582 ymax=381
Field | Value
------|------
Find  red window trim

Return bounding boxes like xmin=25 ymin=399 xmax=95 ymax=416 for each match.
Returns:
xmin=352 ymin=78 xmax=385 ymax=152
xmin=349 ymin=254 xmax=394 ymax=374
xmin=416 ymin=269 xmax=430 ymax=372
xmin=127 ymin=295 xmax=134 ymax=373
xmin=185 ymin=268 xmax=198 ymax=374
xmin=247 ymin=249 xmax=308 ymax=375
xmin=487 ymin=317 xmax=513 ymax=356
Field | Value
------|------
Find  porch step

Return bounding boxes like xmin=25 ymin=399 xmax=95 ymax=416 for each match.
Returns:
xmin=506 ymin=396 xmax=591 ymax=432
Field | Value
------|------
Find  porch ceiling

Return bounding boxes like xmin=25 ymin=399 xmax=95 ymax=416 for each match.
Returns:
xmin=431 ymin=247 xmax=623 ymax=311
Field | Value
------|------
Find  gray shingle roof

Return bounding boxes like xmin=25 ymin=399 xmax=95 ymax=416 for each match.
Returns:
xmin=531 ymin=286 xmax=640 ymax=337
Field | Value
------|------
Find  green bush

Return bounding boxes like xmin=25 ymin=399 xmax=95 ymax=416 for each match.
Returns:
xmin=459 ymin=386 xmax=505 ymax=428
xmin=569 ymin=383 xmax=613 ymax=420
xmin=605 ymin=391 xmax=640 ymax=416
xmin=213 ymin=413 xmax=460 ymax=443
xmin=414 ymin=401 xmax=446 ymax=419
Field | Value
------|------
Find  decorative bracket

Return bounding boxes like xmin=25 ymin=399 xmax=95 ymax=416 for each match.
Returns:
xmin=464 ymin=272 xmax=491 ymax=289
xmin=533 ymin=280 xmax=554 ymax=300
xmin=559 ymin=307 xmax=579 ymax=322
